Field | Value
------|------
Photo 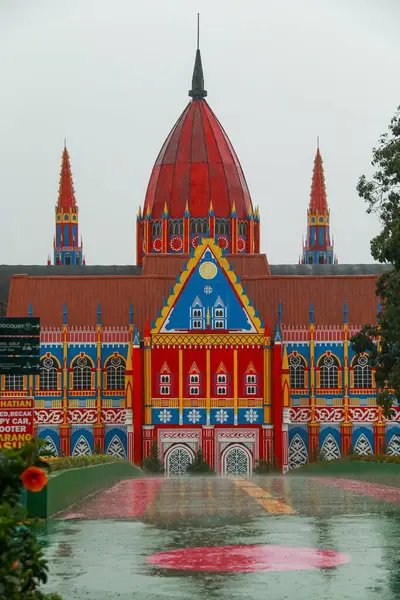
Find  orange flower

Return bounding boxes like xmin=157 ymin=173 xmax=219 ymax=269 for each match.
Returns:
xmin=11 ymin=560 xmax=19 ymax=570
xmin=20 ymin=466 xmax=48 ymax=492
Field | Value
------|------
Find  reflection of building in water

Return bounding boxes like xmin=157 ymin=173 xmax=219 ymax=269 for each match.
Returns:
xmin=1 ymin=33 xmax=394 ymax=475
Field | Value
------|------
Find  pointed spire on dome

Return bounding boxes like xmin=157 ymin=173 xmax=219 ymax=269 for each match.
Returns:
xmin=309 ymin=142 xmax=328 ymax=214
xmin=57 ymin=143 xmax=76 ymax=211
xmin=189 ymin=14 xmax=207 ymax=100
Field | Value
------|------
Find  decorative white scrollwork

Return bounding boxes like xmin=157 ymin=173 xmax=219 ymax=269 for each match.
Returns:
xmin=315 ymin=408 xmax=345 ymax=422
xmin=67 ymin=409 xmax=97 ymax=424
xmin=349 ymin=407 xmax=379 ymax=422
xmin=34 ymin=410 xmax=64 ymax=425
xmin=289 ymin=408 xmax=312 ymax=423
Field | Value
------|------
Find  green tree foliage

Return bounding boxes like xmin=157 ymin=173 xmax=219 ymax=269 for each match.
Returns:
xmin=141 ymin=441 xmax=164 ymax=474
xmin=0 ymin=438 xmax=62 ymax=600
xmin=187 ymin=449 xmax=214 ymax=475
xmin=351 ymin=106 xmax=400 ymax=418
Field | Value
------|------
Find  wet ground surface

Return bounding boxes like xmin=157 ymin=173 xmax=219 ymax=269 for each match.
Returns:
xmin=38 ymin=474 xmax=400 ymax=600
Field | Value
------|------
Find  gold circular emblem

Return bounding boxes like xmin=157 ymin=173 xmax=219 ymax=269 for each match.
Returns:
xmin=199 ymin=261 xmax=217 ymax=280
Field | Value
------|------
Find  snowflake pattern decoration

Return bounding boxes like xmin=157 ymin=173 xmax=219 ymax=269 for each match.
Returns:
xmin=215 ymin=409 xmax=229 ymax=424
xmin=244 ymin=409 xmax=259 ymax=424
xmin=188 ymin=409 xmax=201 ymax=424
xmin=158 ymin=409 xmax=172 ymax=424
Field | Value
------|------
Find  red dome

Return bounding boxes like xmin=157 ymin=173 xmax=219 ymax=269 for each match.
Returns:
xmin=143 ymin=99 xmax=253 ymax=220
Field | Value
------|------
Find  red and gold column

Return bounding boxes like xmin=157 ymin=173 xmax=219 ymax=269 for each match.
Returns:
xmin=94 ymin=311 xmax=104 ymax=453
xmin=183 ymin=201 xmax=190 ymax=254
xmin=209 ymin=200 xmax=215 ymax=239
xmin=162 ymin=202 xmax=169 ymax=253
xmin=230 ymin=202 xmax=237 ymax=254
xmin=202 ymin=427 xmax=215 ymax=470
xmin=374 ymin=406 xmax=385 ymax=454
xmin=263 ymin=320 xmax=272 ymax=425
xmin=61 ymin=307 xmax=70 ymax=456
xmin=144 ymin=317 xmax=152 ymax=426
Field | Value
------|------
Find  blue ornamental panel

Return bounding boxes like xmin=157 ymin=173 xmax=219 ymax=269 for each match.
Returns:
xmin=36 ymin=427 xmax=60 ymax=456
xmin=104 ymin=427 xmax=127 ymax=459
xmin=210 ymin=407 xmax=234 ymax=425
xmin=237 ymin=407 xmax=263 ymax=425
xmin=319 ymin=425 xmax=341 ymax=460
xmin=288 ymin=424 xmax=308 ymax=470
xmin=152 ymin=407 xmax=179 ymax=425
xmin=386 ymin=424 xmax=400 ymax=456
xmin=182 ymin=408 xmax=206 ymax=425
xmin=70 ymin=427 xmax=94 ymax=455
xmin=352 ymin=425 xmax=373 ymax=455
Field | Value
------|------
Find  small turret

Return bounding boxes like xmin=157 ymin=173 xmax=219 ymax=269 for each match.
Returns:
xmin=301 ymin=142 xmax=335 ymax=265
xmin=52 ymin=142 xmax=84 ymax=266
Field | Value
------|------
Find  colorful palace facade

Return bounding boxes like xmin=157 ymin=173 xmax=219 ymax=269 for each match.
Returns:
xmin=2 ymin=44 xmax=398 ymax=476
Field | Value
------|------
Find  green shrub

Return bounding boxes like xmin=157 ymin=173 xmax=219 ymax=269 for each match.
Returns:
xmin=47 ymin=454 xmax=126 ymax=473
xmin=0 ymin=439 xmax=62 ymax=600
xmin=253 ymin=458 xmax=279 ymax=474
xmin=141 ymin=441 xmax=164 ymax=474
xmin=187 ymin=449 xmax=215 ymax=475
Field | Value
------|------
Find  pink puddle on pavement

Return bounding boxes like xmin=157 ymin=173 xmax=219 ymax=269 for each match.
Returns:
xmin=60 ymin=478 xmax=164 ymax=519
xmin=147 ymin=545 xmax=350 ymax=572
xmin=316 ymin=478 xmax=400 ymax=503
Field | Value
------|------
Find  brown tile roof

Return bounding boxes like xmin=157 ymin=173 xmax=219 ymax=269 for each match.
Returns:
xmin=7 ymin=266 xmax=379 ymax=331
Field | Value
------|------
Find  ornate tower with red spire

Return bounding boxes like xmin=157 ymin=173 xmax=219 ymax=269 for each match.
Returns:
xmin=51 ymin=143 xmax=84 ymax=266
xmin=137 ymin=25 xmax=259 ymax=264
xmin=301 ymin=143 xmax=335 ymax=265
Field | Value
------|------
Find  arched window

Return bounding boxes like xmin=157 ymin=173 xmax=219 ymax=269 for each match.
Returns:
xmin=190 ymin=297 xmax=205 ymax=329
xmin=40 ymin=356 xmax=58 ymax=391
xmin=318 ymin=354 xmax=340 ymax=389
xmin=76 ymin=255 xmax=81 ymax=266
xmin=308 ymin=254 xmax=313 ymax=264
xmin=215 ymin=363 xmax=229 ymax=396
xmin=105 ymin=356 xmax=126 ymax=390
xmin=169 ymin=219 xmax=183 ymax=235
xmin=238 ymin=221 xmax=247 ymax=236
xmin=190 ymin=218 xmax=208 ymax=234
xmin=289 ymin=354 xmax=306 ymax=389
xmin=159 ymin=363 xmax=171 ymax=396
xmin=71 ymin=356 xmax=92 ymax=390
xmin=187 ymin=362 xmax=201 ymax=396
xmin=212 ymin=297 xmax=227 ymax=329
xmin=4 ymin=375 xmax=23 ymax=391
xmin=215 ymin=219 xmax=230 ymax=235
xmin=152 ymin=221 xmax=162 ymax=236
xmin=352 ymin=355 xmax=372 ymax=389
xmin=318 ymin=253 xmax=325 ymax=264
xmin=65 ymin=253 xmax=71 ymax=265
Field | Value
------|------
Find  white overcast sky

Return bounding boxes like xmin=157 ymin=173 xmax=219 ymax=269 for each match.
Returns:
xmin=0 ymin=0 xmax=399 ymax=265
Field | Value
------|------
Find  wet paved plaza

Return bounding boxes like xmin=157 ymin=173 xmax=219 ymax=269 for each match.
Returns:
xmin=39 ymin=475 xmax=400 ymax=600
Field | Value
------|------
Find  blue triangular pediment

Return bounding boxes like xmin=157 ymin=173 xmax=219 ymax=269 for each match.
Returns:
xmin=160 ymin=246 xmax=257 ymax=333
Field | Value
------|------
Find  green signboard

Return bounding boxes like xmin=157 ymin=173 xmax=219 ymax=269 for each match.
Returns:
xmin=0 ymin=318 xmax=40 ymax=374
xmin=0 ymin=317 xmax=40 ymax=336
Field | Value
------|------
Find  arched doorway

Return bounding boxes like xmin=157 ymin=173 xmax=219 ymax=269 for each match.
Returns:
xmin=164 ymin=444 xmax=195 ymax=477
xmin=222 ymin=444 xmax=252 ymax=476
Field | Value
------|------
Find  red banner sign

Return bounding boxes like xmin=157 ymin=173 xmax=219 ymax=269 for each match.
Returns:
xmin=0 ymin=397 xmax=34 ymax=449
